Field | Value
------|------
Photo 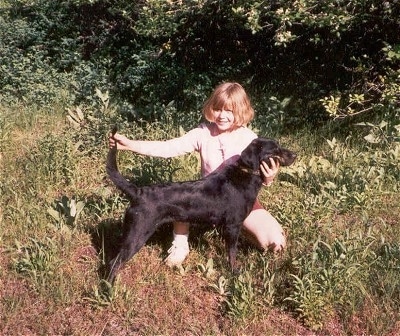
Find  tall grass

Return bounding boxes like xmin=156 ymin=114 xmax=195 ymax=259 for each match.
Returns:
xmin=0 ymin=99 xmax=399 ymax=335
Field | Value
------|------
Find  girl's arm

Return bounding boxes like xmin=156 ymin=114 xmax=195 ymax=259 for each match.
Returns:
xmin=109 ymin=129 xmax=200 ymax=158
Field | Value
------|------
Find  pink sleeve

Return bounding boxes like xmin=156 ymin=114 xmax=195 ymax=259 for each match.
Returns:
xmin=133 ymin=127 xmax=203 ymax=158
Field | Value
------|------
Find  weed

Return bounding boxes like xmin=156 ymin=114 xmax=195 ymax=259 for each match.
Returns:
xmin=285 ymin=274 xmax=332 ymax=330
xmin=84 ymin=279 xmax=138 ymax=314
xmin=287 ymin=135 xmax=399 ymax=214
xmin=13 ymin=237 xmax=61 ymax=291
xmin=84 ymin=280 xmax=115 ymax=308
xmin=224 ymin=270 xmax=257 ymax=320
xmin=356 ymin=120 xmax=400 ymax=145
xmin=21 ymin=134 xmax=79 ymax=190
xmin=258 ymin=257 xmax=277 ymax=306
xmin=210 ymin=275 xmax=231 ymax=297
xmin=198 ymin=258 xmax=217 ymax=279
xmin=285 ymin=230 xmax=380 ymax=330
xmin=47 ymin=195 xmax=85 ymax=230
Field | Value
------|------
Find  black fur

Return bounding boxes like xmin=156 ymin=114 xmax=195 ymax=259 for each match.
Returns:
xmin=106 ymin=131 xmax=296 ymax=283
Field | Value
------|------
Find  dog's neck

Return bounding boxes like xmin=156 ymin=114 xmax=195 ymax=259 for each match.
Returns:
xmin=238 ymin=164 xmax=261 ymax=176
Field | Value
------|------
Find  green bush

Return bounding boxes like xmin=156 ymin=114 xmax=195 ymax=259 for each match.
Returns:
xmin=0 ymin=16 xmax=73 ymax=105
xmin=2 ymin=0 xmax=398 ymax=126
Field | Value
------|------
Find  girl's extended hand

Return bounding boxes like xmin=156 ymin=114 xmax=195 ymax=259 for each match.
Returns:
xmin=108 ymin=132 xmax=131 ymax=150
xmin=260 ymin=158 xmax=280 ymax=186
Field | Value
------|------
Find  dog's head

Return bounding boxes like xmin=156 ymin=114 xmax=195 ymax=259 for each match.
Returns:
xmin=239 ymin=138 xmax=296 ymax=171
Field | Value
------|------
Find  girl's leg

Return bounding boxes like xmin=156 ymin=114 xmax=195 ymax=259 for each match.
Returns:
xmin=165 ymin=201 xmax=285 ymax=266
xmin=164 ymin=222 xmax=190 ymax=267
xmin=242 ymin=205 xmax=286 ymax=252
xmin=173 ymin=221 xmax=190 ymax=235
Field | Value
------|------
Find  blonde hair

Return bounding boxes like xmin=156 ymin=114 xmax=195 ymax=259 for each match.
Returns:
xmin=203 ymin=82 xmax=254 ymax=127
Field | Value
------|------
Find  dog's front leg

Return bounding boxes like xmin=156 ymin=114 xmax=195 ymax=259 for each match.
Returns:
xmin=223 ymin=224 xmax=241 ymax=274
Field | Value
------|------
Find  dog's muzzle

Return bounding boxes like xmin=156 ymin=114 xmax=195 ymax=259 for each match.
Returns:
xmin=262 ymin=152 xmax=297 ymax=168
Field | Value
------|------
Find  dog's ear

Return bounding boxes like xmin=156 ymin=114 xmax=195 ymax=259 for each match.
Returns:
xmin=239 ymin=138 xmax=265 ymax=169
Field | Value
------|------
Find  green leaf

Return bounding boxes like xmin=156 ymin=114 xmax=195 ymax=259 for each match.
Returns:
xmin=47 ymin=207 xmax=60 ymax=221
xmin=364 ymin=134 xmax=379 ymax=143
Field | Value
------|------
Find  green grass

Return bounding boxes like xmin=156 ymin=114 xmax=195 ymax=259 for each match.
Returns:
xmin=0 ymin=101 xmax=399 ymax=335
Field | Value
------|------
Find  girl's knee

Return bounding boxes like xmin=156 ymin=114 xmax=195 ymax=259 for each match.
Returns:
xmin=243 ymin=209 xmax=286 ymax=252
xmin=261 ymin=230 xmax=286 ymax=253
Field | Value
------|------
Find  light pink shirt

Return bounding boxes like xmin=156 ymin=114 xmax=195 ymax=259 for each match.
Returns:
xmin=134 ymin=123 xmax=258 ymax=176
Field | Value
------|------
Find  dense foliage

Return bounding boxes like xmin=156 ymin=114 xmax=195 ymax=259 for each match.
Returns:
xmin=1 ymin=0 xmax=399 ymax=127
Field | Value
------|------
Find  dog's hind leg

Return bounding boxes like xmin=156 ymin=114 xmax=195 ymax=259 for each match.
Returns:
xmin=106 ymin=208 xmax=158 ymax=283
xmin=107 ymin=241 xmax=143 ymax=283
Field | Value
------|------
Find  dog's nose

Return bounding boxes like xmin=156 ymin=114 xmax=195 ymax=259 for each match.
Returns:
xmin=280 ymin=150 xmax=297 ymax=166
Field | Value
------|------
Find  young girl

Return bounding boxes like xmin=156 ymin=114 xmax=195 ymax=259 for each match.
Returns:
xmin=109 ymin=82 xmax=286 ymax=267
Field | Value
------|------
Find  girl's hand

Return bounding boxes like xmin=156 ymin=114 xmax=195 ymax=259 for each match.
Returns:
xmin=108 ymin=132 xmax=131 ymax=150
xmin=260 ymin=158 xmax=280 ymax=186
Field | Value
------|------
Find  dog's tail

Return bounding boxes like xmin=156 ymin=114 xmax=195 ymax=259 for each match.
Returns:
xmin=106 ymin=126 xmax=138 ymax=200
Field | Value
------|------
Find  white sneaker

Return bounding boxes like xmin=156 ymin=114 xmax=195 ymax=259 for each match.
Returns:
xmin=164 ymin=240 xmax=190 ymax=267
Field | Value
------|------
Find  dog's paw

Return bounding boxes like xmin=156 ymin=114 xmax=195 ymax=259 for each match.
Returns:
xmin=232 ymin=267 xmax=241 ymax=276
xmin=230 ymin=260 xmax=242 ymax=276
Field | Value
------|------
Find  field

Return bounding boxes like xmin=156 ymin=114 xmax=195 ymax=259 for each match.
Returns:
xmin=1 ymin=101 xmax=399 ymax=336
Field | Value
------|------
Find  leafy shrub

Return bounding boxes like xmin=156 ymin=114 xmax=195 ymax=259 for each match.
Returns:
xmin=2 ymin=0 xmax=398 ymax=126
xmin=0 ymin=16 xmax=73 ymax=105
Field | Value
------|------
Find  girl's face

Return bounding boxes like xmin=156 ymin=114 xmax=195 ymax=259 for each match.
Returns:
xmin=212 ymin=108 xmax=235 ymax=132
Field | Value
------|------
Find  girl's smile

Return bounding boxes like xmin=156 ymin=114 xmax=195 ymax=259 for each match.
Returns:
xmin=213 ymin=109 xmax=235 ymax=132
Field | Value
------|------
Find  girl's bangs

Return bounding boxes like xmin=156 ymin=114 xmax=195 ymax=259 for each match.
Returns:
xmin=213 ymin=96 xmax=233 ymax=111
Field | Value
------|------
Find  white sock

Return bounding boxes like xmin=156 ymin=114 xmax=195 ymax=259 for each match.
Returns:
xmin=173 ymin=232 xmax=189 ymax=245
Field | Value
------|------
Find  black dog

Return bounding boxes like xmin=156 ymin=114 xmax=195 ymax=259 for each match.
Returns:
xmin=106 ymin=130 xmax=296 ymax=283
